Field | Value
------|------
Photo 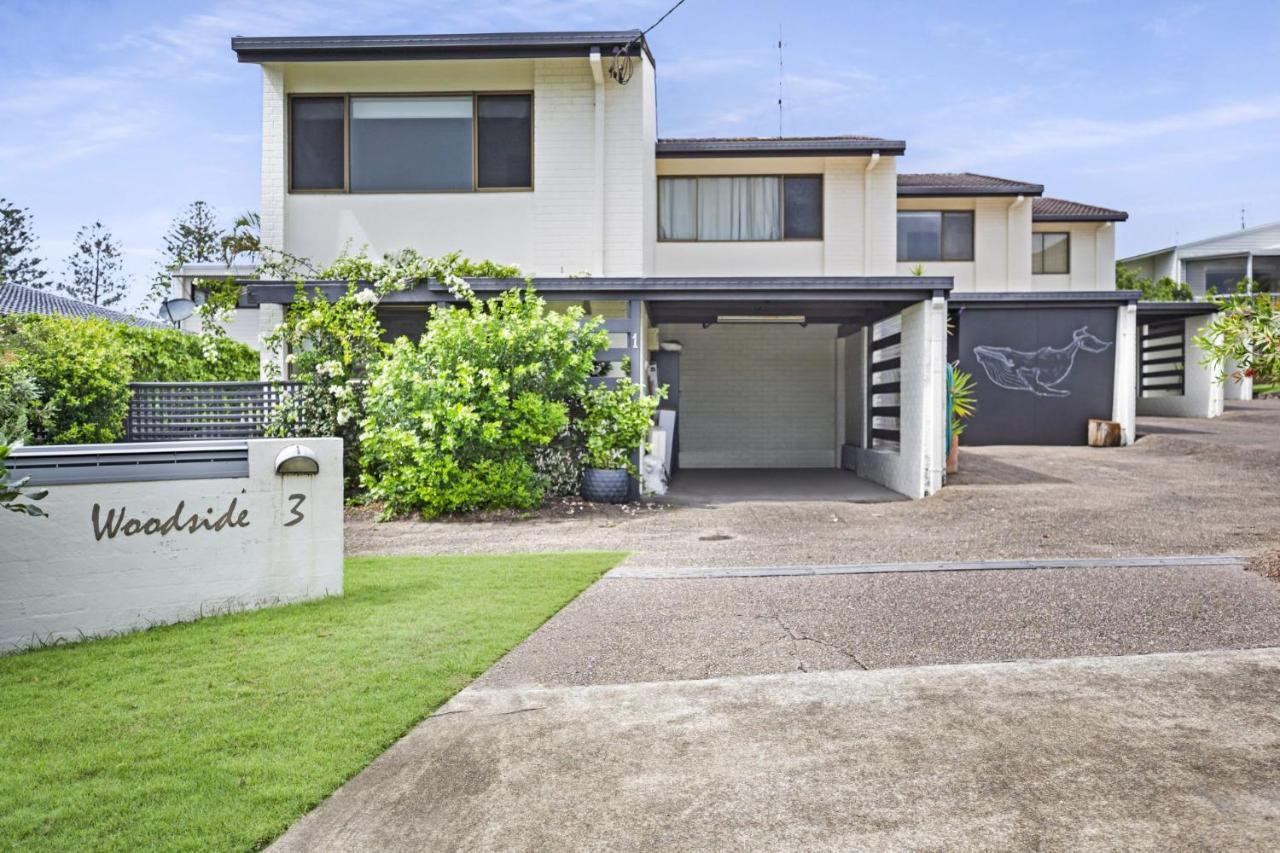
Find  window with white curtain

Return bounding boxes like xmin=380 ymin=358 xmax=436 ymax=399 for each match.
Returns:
xmin=658 ymin=175 xmax=822 ymax=241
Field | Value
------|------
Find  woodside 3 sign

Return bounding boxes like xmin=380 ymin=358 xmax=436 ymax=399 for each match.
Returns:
xmin=0 ymin=439 xmax=344 ymax=652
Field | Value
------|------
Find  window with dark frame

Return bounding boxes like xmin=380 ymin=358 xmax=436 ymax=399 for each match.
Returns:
xmin=657 ymin=175 xmax=823 ymax=241
xmin=896 ymin=211 xmax=974 ymax=262
xmin=288 ymin=93 xmax=533 ymax=193
xmin=289 ymin=97 xmax=345 ymax=191
xmin=1031 ymin=232 xmax=1070 ymax=274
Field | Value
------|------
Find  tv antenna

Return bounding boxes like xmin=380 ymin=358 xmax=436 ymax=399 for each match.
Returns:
xmin=777 ymin=25 xmax=784 ymax=136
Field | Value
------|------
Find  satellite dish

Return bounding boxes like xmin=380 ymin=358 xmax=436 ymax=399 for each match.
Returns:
xmin=158 ymin=298 xmax=196 ymax=324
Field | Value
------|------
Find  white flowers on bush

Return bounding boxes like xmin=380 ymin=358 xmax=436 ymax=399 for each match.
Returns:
xmin=353 ymin=288 xmax=379 ymax=306
xmin=316 ymin=360 xmax=343 ymax=378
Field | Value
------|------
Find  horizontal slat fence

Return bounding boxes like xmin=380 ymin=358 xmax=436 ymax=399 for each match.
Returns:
xmin=1139 ymin=319 xmax=1185 ymax=398
xmin=125 ymin=382 xmax=301 ymax=442
xmin=868 ymin=318 xmax=902 ymax=449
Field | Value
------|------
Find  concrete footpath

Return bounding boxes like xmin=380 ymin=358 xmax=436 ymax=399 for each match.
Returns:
xmin=271 ymin=647 xmax=1280 ymax=852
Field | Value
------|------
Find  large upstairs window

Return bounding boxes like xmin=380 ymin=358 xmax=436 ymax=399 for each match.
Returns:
xmin=658 ymin=176 xmax=823 ymax=241
xmin=289 ymin=93 xmax=533 ymax=193
xmin=897 ymin=211 xmax=974 ymax=262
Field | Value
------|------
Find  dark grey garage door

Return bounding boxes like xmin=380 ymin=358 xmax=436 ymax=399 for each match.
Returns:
xmin=956 ymin=307 xmax=1118 ymax=445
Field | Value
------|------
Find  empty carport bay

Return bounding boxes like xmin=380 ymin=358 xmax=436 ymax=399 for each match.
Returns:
xmin=643 ymin=278 xmax=949 ymax=500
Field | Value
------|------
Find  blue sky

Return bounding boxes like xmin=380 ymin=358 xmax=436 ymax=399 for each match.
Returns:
xmin=2 ymin=0 xmax=1279 ymax=309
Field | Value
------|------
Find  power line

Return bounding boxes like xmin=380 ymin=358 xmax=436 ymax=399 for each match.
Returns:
xmin=610 ymin=0 xmax=691 ymax=84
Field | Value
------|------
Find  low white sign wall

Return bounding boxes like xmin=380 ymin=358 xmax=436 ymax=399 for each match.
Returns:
xmin=0 ymin=438 xmax=343 ymax=652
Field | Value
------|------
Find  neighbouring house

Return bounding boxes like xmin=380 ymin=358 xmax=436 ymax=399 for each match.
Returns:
xmin=1120 ymin=224 xmax=1278 ymax=408
xmin=227 ymin=29 xmax=1146 ymax=499
xmin=0 ymin=282 xmax=170 ymax=330
xmin=170 ymin=262 xmax=263 ymax=349
xmin=1120 ymin=221 xmax=1280 ymax=296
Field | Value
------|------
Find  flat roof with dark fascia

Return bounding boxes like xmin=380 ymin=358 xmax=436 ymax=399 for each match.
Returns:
xmin=239 ymin=276 xmax=952 ymax=306
xmin=949 ymin=290 xmax=1140 ymax=309
xmin=1135 ymin=300 xmax=1219 ymax=320
xmin=1033 ymin=197 xmax=1128 ymax=222
xmin=231 ymin=30 xmax=652 ymax=64
xmin=898 ymin=172 xmax=1044 ymax=197
xmin=657 ymin=136 xmax=906 ymax=158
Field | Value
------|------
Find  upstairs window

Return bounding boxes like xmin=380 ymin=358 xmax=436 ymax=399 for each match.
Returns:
xmin=897 ymin=211 xmax=974 ymax=261
xmin=290 ymin=97 xmax=345 ymax=191
xmin=289 ymin=93 xmax=533 ymax=193
xmin=1032 ymin=232 xmax=1070 ymax=274
xmin=658 ymin=175 xmax=823 ymax=241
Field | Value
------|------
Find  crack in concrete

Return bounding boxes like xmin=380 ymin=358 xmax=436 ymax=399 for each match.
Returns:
xmin=763 ymin=613 xmax=869 ymax=672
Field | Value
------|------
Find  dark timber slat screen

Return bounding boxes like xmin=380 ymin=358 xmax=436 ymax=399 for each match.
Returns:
xmin=1140 ymin=319 xmax=1185 ymax=398
xmin=868 ymin=319 xmax=902 ymax=449
xmin=125 ymin=382 xmax=302 ymax=442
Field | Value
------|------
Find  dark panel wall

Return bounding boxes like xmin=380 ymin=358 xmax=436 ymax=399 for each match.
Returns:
xmin=956 ymin=307 xmax=1117 ymax=445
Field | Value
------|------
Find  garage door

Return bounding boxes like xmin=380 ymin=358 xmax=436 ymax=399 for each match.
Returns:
xmin=662 ymin=323 xmax=837 ymax=468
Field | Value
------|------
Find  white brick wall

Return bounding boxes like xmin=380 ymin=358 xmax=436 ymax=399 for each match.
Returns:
xmin=662 ymin=323 xmax=838 ymax=468
xmin=260 ymin=65 xmax=286 ymax=254
xmin=1135 ymin=313 xmax=1225 ymax=419
xmin=533 ymin=58 xmax=600 ymax=275
xmin=850 ymin=298 xmax=946 ymax=497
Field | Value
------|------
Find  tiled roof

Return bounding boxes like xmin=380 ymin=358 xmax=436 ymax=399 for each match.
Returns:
xmin=658 ymin=136 xmax=906 ymax=157
xmin=1033 ymin=197 xmax=1128 ymax=222
xmin=0 ymin=283 xmax=170 ymax=329
xmin=897 ymin=172 xmax=1044 ymax=197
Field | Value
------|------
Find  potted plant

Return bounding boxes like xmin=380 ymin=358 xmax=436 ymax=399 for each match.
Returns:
xmin=577 ymin=379 xmax=664 ymax=503
xmin=948 ymin=362 xmax=977 ymax=474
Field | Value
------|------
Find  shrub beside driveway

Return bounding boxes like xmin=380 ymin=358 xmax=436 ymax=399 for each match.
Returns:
xmin=0 ymin=552 xmax=621 ymax=852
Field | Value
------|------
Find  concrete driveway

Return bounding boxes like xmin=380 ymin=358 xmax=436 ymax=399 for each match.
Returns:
xmin=271 ymin=647 xmax=1280 ymax=851
xmin=346 ymin=401 xmax=1280 ymax=568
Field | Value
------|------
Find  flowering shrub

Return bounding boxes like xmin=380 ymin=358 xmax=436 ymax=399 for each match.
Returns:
xmin=262 ymin=249 xmax=522 ymax=491
xmin=359 ymin=287 xmax=608 ymax=518
xmin=1194 ymin=289 xmax=1280 ymax=385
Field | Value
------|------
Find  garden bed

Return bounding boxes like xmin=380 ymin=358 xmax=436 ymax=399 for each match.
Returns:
xmin=0 ymin=552 xmax=621 ymax=852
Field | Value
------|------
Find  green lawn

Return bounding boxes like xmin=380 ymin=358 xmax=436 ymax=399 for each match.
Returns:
xmin=0 ymin=552 xmax=621 ymax=852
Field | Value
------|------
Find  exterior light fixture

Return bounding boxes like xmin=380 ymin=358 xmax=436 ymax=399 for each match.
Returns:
xmin=275 ymin=444 xmax=320 ymax=475
xmin=704 ymin=315 xmax=808 ymax=328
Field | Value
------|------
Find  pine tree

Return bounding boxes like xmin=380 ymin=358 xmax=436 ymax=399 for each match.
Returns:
xmin=147 ymin=200 xmax=225 ymax=305
xmin=0 ymin=197 xmax=49 ymax=288
xmin=62 ymin=222 xmax=128 ymax=306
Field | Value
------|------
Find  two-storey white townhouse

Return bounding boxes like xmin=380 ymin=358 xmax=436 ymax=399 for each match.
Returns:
xmin=221 ymin=29 xmax=1156 ymax=499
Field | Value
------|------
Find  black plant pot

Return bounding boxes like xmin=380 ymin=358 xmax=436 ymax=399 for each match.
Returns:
xmin=581 ymin=467 xmax=630 ymax=503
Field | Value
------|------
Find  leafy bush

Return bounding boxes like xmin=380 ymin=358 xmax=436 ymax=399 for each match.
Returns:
xmin=1115 ymin=263 xmax=1193 ymax=301
xmin=1 ymin=437 xmax=47 ymax=516
xmin=1194 ymin=291 xmax=1280 ymax=385
xmin=0 ymin=354 xmax=47 ymax=440
xmin=360 ymin=287 xmax=607 ymax=518
xmin=0 ymin=314 xmax=256 ymax=444
xmin=260 ymin=249 xmax=522 ymax=491
xmin=578 ymin=379 xmax=663 ymax=474
xmin=949 ymin=362 xmax=977 ymax=438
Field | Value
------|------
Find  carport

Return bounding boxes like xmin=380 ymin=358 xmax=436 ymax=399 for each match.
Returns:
xmin=1134 ymin=301 xmax=1225 ymax=419
xmin=637 ymin=277 xmax=950 ymax=499
xmin=242 ymin=275 xmax=952 ymax=500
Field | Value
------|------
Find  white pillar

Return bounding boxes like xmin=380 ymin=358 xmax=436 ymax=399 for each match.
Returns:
xmin=1111 ymin=303 xmax=1137 ymax=444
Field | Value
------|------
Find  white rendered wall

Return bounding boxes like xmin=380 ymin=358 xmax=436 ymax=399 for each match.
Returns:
xmin=653 ymin=155 xmax=898 ymax=277
xmin=851 ymin=298 xmax=947 ymax=498
xmin=0 ymin=439 xmax=344 ymax=652
xmin=1030 ymin=222 xmax=1117 ymax=291
xmin=661 ymin=323 xmax=838 ymax=468
xmin=1136 ymin=314 xmax=1225 ymax=418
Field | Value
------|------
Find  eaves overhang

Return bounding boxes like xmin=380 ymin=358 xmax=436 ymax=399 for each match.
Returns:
xmin=231 ymin=30 xmax=653 ymax=65
xmin=240 ymin=276 xmax=953 ymax=307
xmin=657 ymin=137 xmax=906 ymax=158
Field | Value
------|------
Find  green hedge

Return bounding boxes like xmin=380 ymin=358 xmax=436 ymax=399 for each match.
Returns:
xmin=1 ymin=314 xmax=258 ymax=444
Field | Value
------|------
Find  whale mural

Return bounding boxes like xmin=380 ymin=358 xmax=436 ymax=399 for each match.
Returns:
xmin=972 ymin=326 xmax=1113 ymax=398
